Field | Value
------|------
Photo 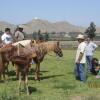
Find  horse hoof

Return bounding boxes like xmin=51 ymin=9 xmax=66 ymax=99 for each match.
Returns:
xmin=34 ymin=77 xmax=38 ymax=80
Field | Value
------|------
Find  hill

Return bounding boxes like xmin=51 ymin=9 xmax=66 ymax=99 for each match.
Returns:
xmin=0 ymin=21 xmax=16 ymax=32
xmin=0 ymin=19 xmax=100 ymax=34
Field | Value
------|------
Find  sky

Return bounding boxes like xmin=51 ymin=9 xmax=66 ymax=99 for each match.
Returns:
xmin=0 ymin=0 xmax=99 ymax=27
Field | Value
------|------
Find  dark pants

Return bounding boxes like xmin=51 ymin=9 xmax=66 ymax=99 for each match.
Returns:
xmin=75 ymin=63 xmax=86 ymax=82
xmin=86 ymin=56 xmax=93 ymax=72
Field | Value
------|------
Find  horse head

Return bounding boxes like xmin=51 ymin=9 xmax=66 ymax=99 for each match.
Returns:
xmin=54 ymin=41 xmax=63 ymax=57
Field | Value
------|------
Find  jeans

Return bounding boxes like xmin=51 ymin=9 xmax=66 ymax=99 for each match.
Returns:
xmin=75 ymin=63 xmax=86 ymax=82
xmin=86 ymin=56 xmax=93 ymax=72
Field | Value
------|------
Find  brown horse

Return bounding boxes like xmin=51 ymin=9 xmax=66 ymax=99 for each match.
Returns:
xmin=0 ymin=44 xmax=17 ymax=80
xmin=10 ymin=43 xmax=36 ymax=95
xmin=12 ymin=40 xmax=63 ymax=81
xmin=32 ymin=41 xmax=63 ymax=81
xmin=11 ymin=55 xmax=32 ymax=95
xmin=0 ymin=43 xmax=36 ymax=95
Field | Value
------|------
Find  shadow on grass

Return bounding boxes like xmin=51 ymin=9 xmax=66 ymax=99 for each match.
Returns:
xmin=29 ymin=68 xmax=35 ymax=75
xmin=41 ymin=74 xmax=64 ymax=80
xmin=9 ymin=77 xmax=18 ymax=81
xmin=54 ymin=83 xmax=76 ymax=90
xmin=28 ymin=76 xmax=34 ymax=80
xmin=28 ymin=86 xmax=37 ymax=94
xmin=29 ymin=68 xmax=49 ymax=76
xmin=28 ymin=74 xmax=64 ymax=81
xmin=7 ymin=70 xmax=16 ymax=76
xmin=0 ymin=80 xmax=5 ymax=83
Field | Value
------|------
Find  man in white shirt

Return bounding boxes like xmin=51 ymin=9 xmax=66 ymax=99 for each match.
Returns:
xmin=1 ymin=28 xmax=13 ymax=45
xmin=75 ymin=34 xmax=87 ymax=82
xmin=86 ymin=37 xmax=98 ymax=73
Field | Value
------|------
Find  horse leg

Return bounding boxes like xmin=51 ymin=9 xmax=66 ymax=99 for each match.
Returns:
xmin=35 ymin=63 xmax=40 ymax=81
xmin=18 ymin=72 xmax=21 ymax=95
xmin=3 ymin=72 xmax=5 ymax=81
xmin=23 ymin=75 xmax=26 ymax=91
xmin=5 ymin=62 xmax=9 ymax=74
xmin=35 ymin=64 xmax=38 ymax=80
xmin=2 ymin=67 xmax=6 ymax=81
xmin=12 ymin=61 xmax=14 ymax=66
xmin=38 ymin=63 xmax=40 ymax=80
xmin=25 ymin=74 xmax=29 ymax=95
xmin=16 ymin=65 xmax=19 ymax=79
xmin=5 ymin=62 xmax=9 ymax=79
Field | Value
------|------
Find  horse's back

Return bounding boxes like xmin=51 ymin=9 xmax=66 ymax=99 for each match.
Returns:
xmin=12 ymin=40 xmax=32 ymax=46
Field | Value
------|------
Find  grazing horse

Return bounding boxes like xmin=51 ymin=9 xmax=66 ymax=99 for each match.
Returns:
xmin=12 ymin=40 xmax=63 ymax=81
xmin=32 ymin=41 xmax=63 ymax=81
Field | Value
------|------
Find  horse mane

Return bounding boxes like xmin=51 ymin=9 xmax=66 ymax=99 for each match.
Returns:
xmin=33 ymin=41 xmax=59 ymax=54
xmin=41 ymin=41 xmax=59 ymax=51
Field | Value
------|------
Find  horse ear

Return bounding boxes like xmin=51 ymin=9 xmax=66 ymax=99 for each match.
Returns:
xmin=31 ymin=40 xmax=36 ymax=44
xmin=31 ymin=40 xmax=34 ymax=43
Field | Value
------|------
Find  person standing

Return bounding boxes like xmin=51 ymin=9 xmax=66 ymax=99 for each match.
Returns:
xmin=37 ymin=30 xmax=44 ymax=42
xmin=75 ymin=34 xmax=87 ymax=82
xmin=14 ymin=25 xmax=25 ymax=41
xmin=86 ymin=37 xmax=98 ymax=73
xmin=1 ymin=28 xmax=13 ymax=45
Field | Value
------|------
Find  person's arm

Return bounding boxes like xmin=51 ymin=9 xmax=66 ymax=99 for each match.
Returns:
xmin=1 ymin=35 xmax=6 ymax=44
xmin=14 ymin=32 xmax=19 ymax=41
xmin=92 ymin=43 xmax=98 ymax=51
xmin=76 ymin=52 xmax=84 ymax=63
xmin=76 ymin=43 xmax=86 ymax=63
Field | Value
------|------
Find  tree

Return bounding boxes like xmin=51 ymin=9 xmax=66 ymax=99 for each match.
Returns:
xmin=85 ymin=22 xmax=96 ymax=39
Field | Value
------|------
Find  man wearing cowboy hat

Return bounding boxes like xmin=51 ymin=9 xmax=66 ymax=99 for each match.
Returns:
xmin=75 ymin=34 xmax=87 ymax=82
xmin=14 ymin=25 xmax=25 ymax=41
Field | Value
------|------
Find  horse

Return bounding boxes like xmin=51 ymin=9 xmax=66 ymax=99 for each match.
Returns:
xmin=32 ymin=41 xmax=63 ymax=81
xmin=11 ymin=43 xmax=36 ymax=95
xmin=11 ymin=55 xmax=32 ymax=95
xmin=12 ymin=40 xmax=63 ymax=81
xmin=0 ymin=43 xmax=36 ymax=95
xmin=12 ymin=40 xmax=35 ymax=47
xmin=0 ymin=44 xmax=17 ymax=80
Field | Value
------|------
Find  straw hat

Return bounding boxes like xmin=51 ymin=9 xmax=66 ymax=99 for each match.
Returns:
xmin=76 ymin=34 xmax=85 ymax=39
xmin=18 ymin=25 xmax=23 ymax=29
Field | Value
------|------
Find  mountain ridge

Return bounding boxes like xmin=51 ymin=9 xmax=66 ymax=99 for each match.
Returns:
xmin=0 ymin=19 xmax=100 ymax=34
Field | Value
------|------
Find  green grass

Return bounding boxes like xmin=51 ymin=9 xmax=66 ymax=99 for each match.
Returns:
xmin=0 ymin=50 xmax=100 ymax=100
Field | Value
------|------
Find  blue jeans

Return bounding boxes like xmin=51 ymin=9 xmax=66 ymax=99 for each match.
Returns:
xmin=86 ymin=56 xmax=93 ymax=72
xmin=75 ymin=63 xmax=86 ymax=82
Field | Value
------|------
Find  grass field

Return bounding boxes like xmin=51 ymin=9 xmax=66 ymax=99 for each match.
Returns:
xmin=0 ymin=50 xmax=100 ymax=100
